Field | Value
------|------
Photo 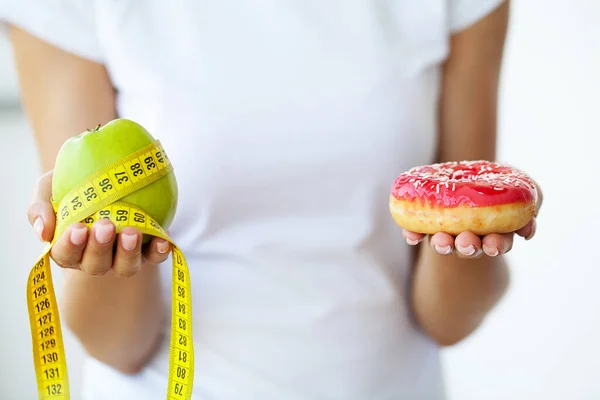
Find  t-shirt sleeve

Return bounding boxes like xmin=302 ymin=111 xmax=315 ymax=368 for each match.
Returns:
xmin=447 ymin=0 xmax=507 ymax=33
xmin=0 ymin=0 xmax=104 ymax=63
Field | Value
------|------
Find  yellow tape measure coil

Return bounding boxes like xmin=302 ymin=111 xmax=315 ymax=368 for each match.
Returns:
xmin=27 ymin=140 xmax=194 ymax=400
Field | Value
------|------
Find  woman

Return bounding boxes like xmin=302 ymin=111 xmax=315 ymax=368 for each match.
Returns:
xmin=3 ymin=0 xmax=540 ymax=398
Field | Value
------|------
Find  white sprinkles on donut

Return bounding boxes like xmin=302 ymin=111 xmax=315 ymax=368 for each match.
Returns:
xmin=391 ymin=160 xmax=537 ymax=208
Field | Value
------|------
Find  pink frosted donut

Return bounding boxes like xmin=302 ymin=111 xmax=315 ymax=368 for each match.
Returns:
xmin=389 ymin=160 xmax=538 ymax=235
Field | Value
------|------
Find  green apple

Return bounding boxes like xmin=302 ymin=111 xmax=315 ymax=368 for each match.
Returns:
xmin=52 ymin=119 xmax=178 ymax=241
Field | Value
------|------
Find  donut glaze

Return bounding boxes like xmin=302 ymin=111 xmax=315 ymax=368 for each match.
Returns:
xmin=391 ymin=160 xmax=537 ymax=208
xmin=389 ymin=161 xmax=538 ymax=235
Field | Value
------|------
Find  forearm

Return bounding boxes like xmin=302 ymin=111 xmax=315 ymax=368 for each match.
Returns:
xmin=62 ymin=266 xmax=164 ymax=373
xmin=409 ymin=1 xmax=512 ymax=346
xmin=411 ymin=246 xmax=510 ymax=346
xmin=10 ymin=25 xmax=164 ymax=373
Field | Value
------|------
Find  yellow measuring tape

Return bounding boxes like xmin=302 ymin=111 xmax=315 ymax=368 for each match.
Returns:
xmin=27 ymin=140 xmax=194 ymax=399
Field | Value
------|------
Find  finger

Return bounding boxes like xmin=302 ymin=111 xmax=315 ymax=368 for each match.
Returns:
xmin=482 ymin=233 xmax=513 ymax=257
xmin=49 ymin=223 xmax=89 ymax=269
xmin=142 ymin=236 xmax=171 ymax=265
xmin=27 ymin=203 xmax=56 ymax=242
xmin=80 ymin=219 xmax=116 ymax=275
xmin=516 ymin=218 xmax=536 ymax=241
xmin=27 ymin=171 xmax=56 ymax=242
xmin=31 ymin=170 xmax=54 ymax=202
xmin=112 ymin=227 xmax=143 ymax=278
xmin=429 ymin=232 xmax=454 ymax=255
xmin=455 ymin=232 xmax=483 ymax=258
xmin=402 ymin=229 xmax=425 ymax=246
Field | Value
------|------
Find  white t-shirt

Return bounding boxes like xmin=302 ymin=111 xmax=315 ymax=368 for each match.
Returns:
xmin=2 ymin=1 xmax=505 ymax=399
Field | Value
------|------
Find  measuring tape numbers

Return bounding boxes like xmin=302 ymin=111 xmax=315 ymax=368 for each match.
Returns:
xmin=27 ymin=140 xmax=195 ymax=400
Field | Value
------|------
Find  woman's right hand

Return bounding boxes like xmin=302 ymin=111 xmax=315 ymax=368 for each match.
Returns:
xmin=26 ymin=170 xmax=171 ymax=277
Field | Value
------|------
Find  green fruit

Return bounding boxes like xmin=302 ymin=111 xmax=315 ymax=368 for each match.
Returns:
xmin=52 ymin=119 xmax=178 ymax=241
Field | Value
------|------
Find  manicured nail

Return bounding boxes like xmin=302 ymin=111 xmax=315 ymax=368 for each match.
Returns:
xmin=33 ymin=217 xmax=44 ymax=240
xmin=406 ymin=238 xmax=420 ymax=246
xmin=434 ymin=245 xmax=453 ymax=255
xmin=483 ymin=245 xmax=499 ymax=257
xmin=94 ymin=223 xmax=114 ymax=244
xmin=70 ymin=226 xmax=88 ymax=246
xmin=157 ymin=240 xmax=170 ymax=254
xmin=457 ymin=244 xmax=476 ymax=256
xmin=121 ymin=233 xmax=137 ymax=251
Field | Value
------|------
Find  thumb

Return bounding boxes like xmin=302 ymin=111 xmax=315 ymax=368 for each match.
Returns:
xmin=27 ymin=170 xmax=57 ymax=242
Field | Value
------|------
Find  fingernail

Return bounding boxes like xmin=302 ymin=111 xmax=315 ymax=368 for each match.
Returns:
xmin=94 ymin=223 xmax=114 ymax=244
xmin=121 ymin=233 xmax=137 ymax=251
xmin=434 ymin=245 xmax=453 ymax=255
xmin=406 ymin=238 xmax=420 ymax=246
xmin=157 ymin=240 xmax=170 ymax=254
xmin=457 ymin=245 xmax=476 ymax=256
xmin=33 ymin=217 xmax=44 ymax=240
xmin=483 ymin=244 xmax=499 ymax=257
xmin=70 ymin=226 xmax=88 ymax=246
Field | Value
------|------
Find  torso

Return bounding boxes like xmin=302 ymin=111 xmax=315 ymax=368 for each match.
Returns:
xmin=85 ymin=1 xmax=450 ymax=398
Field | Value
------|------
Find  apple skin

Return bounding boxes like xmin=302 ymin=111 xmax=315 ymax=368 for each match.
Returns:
xmin=52 ymin=119 xmax=178 ymax=241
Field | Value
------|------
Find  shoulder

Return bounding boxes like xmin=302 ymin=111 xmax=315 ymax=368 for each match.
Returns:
xmin=446 ymin=0 xmax=508 ymax=33
xmin=1 ymin=0 xmax=104 ymax=63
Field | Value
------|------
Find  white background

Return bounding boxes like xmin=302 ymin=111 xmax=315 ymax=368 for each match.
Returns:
xmin=0 ymin=1 xmax=598 ymax=399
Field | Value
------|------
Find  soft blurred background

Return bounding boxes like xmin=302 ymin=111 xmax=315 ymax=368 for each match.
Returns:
xmin=0 ymin=1 xmax=598 ymax=399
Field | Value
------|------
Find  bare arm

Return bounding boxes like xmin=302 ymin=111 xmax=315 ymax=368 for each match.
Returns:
xmin=408 ymin=1 xmax=537 ymax=346
xmin=11 ymin=26 xmax=167 ymax=373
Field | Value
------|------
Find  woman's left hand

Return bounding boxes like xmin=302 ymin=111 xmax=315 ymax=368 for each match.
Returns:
xmin=403 ymin=186 xmax=543 ymax=258
xmin=402 ymin=217 xmax=536 ymax=258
